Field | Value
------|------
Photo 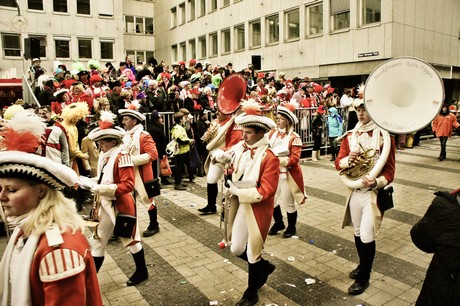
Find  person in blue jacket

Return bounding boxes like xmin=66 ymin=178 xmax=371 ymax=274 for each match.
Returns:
xmin=327 ymin=107 xmax=343 ymax=161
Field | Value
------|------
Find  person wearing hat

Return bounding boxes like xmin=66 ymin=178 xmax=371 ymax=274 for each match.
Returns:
xmin=184 ymin=87 xmax=206 ymax=112
xmin=146 ymin=79 xmax=167 ymax=112
xmin=310 ymin=105 xmax=326 ymax=161
xmin=118 ymin=104 xmax=160 ymax=238
xmin=27 ymin=57 xmax=45 ymax=83
xmin=267 ymin=101 xmax=307 ymax=238
xmin=70 ymin=82 xmax=93 ymax=113
xmin=211 ymin=99 xmax=279 ymax=306
xmin=86 ymin=110 xmax=148 ymax=285
xmin=334 ymin=100 xmax=396 ymax=295
xmin=327 ymin=106 xmax=344 ymax=161
xmin=0 ymin=111 xmax=103 ymax=305
xmin=86 ymin=73 xmax=105 ymax=104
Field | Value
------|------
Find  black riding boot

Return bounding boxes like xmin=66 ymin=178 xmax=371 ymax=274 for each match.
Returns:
xmin=283 ymin=211 xmax=297 ymax=238
xmin=93 ymin=256 xmax=104 ymax=272
xmin=236 ymin=262 xmax=259 ymax=306
xmin=127 ymin=248 xmax=149 ymax=286
xmin=198 ymin=183 xmax=218 ymax=214
xmin=348 ymin=240 xmax=375 ymax=295
xmin=255 ymin=258 xmax=276 ymax=289
xmin=268 ymin=205 xmax=285 ymax=235
xmin=143 ymin=206 xmax=160 ymax=237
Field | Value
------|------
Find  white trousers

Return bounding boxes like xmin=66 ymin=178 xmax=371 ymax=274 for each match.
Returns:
xmin=349 ymin=189 xmax=375 ymax=243
xmin=207 ymin=162 xmax=224 ymax=184
xmin=230 ymin=204 xmax=259 ymax=264
xmin=274 ymin=176 xmax=296 ymax=213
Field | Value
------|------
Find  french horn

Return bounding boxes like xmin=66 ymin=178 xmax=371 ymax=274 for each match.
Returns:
xmin=340 ymin=57 xmax=444 ymax=189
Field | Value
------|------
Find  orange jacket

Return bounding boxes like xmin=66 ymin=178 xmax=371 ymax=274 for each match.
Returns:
xmin=432 ymin=113 xmax=459 ymax=137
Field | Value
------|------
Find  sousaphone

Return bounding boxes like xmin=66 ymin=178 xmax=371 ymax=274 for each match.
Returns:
xmin=341 ymin=57 xmax=444 ymax=188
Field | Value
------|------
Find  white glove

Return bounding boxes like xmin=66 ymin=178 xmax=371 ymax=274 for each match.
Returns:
xmin=227 ymin=180 xmax=240 ymax=196
xmin=131 ymin=153 xmax=151 ymax=166
xmin=279 ymin=156 xmax=289 ymax=167
xmin=214 ymin=150 xmax=233 ymax=164
xmin=92 ymin=184 xmax=117 ymax=198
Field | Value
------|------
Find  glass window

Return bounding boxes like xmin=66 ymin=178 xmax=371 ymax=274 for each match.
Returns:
xmin=210 ymin=0 xmax=217 ymax=11
xmin=100 ymin=41 xmax=114 ymax=59
xmin=145 ymin=18 xmax=154 ymax=34
xmin=0 ymin=0 xmax=15 ymax=7
xmin=189 ymin=39 xmax=196 ymax=59
xmin=199 ymin=0 xmax=205 ymax=16
xmin=249 ymin=19 xmax=261 ymax=48
xmin=179 ymin=3 xmax=186 ymax=25
xmin=171 ymin=45 xmax=178 ymax=62
xmin=171 ymin=7 xmax=177 ymax=28
xmin=285 ymin=9 xmax=300 ymax=40
xmin=99 ymin=0 xmax=113 ymax=17
xmin=28 ymin=0 xmax=43 ymax=10
xmin=198 ymin=35 xmax=206 ymax=58
xmin=188 ymin=0 xmax=195 ymax=21
xmin=234 ymin=24 xmax=245 ymax=51
xmin=221 ymin=28 xmax=230 ymax=54
xmin=2 ymin=33 xmax=21 ymax=57
xmin=78 ymin=39 xmax=92 ymax=59
xmin=77 ymin=0 xmax=90 ymax=15
xmin=55 ymin=38 xmax=70 ymax=58
xmin=125 ymin=16 xmax=135 ymax=33
xmin=146 ymin=51 xmax=154 ymax=62
xmin=362 ymin=0 xmax=381 ymax=25
xmin=136 ymin=51 xmax=145 ymax=63
xmin=136 ymin=18 xmax=143 ymax=33
xmin=306 ymin=3 xmax=323 ymax=36
xmin=180 ymin=42 xmax=186 ymax=60
xmin=223 ymin=0 xmax=230 ymax=7
xmin=330 ymin=0 xmax=350 ymax=31
xmin=266 ymin=14 xmax=279 ymax=44
xmin=209 ymin=32 xmax=217 ymax=56
xmin=53 ymin=0 xmax=67 ymax=13
xmin=29 ymin=35 xmax=47 ymax=58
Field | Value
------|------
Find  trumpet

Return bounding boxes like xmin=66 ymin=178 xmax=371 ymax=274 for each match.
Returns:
xmin=88 ymin=193 xmax=101 ymax=239
xmin=201 ymin=120 xmax=219 ymax=143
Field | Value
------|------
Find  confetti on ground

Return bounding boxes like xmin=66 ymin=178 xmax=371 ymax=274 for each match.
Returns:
xmin=305 ymin=278 xmax=316 ymax=285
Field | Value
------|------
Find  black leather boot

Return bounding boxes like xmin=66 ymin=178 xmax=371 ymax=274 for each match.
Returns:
xmin=236 ymin=262 xmax=259 ymax=306
xmin=348 ymin=240 xmax=375 ymax=295
xmin=93 ymin=256 xmax=104 ymax=272
xmin=256 ymin=258 xmax=275 ymax=289
xmin=349 ymin=235 xmax=363 ymax=279
xmin=268 ymin=205 xmax=285 ymax=235
xmin=198 ymin=183 xmax=218 ymax=214
xmin=143 ymin=206 xmax=160 ymax=237
xmin=127 ymin=248 xmax=149 ymax=286
xmin=283 ymin=211 xmax=297 ymax=238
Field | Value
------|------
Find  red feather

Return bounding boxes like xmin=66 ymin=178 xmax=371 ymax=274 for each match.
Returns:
xmin=99 ymin=121 xmax=113 ymax=130
xmin=0 ymin=128 xmax=41 ymax=153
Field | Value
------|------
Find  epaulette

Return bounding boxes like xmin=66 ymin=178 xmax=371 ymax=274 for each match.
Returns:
xmin=232 ymin=124 xmax=242 ymax=130
xmin=119 ymin=153 xmax=134 ymax=168
xmin=141 ymin=130 xmax=149 ymax=135
xmin=292 ymin=132 xmax=300 ymax=138
xmin=292 ymin=137 xmax=303 ymax=146
xmin=39 ymin=249 xmax=86 ymax=282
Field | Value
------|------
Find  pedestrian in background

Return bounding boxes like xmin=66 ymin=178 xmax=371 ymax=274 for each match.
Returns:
xmin=327 ymin=106 xmax=343 ymax=161
xmin=432 ymin=104 xmax=459 ymax=161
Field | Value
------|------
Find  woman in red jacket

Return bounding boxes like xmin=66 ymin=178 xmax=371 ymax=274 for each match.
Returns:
xmin=432 ymin=105 xmax=459 ymax=161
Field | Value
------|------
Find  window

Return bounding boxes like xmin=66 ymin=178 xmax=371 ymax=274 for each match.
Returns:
xmin=198 ymin=35 xmax=206 ymax=58
xmin=28 ymin=0 xmax=43 ymax=10
xmin=145 ymin=18 xmax=154 ymax=34
xmin=210 ymin=0 xmax=217 ymax=11
xmin=29 ymin=35 xmax=47 ymax=58
xmin=330 ymin=0 xmax=350 ymax=31
xmin=180 ymin=42 xmax=186 ymax=60
xmin=136 ymin=17 xmax=143 ymax=33
xmin=189 ymin=39 xmax=196 ymax=59
xmin=0 ymin=0 xmax=15 ymax=7
xmin=99 ymin=0 xmax=113 ymax=17
xmin=55 ymin=37 xmax=70 ymax=58
xmin=78 ymin=39 xmax=92 ymax=59
xmin=146 ymin=51 xmax=154 ymax=62
xmin=221 ymin=28 xmax=230 ymax=54
xmin=199 ymin=0 xmax=205 ymax=16
xmin=223 ymin=0 xmax=230 ymax=7
xmin=306 ymin=3 xmax=323 ymax=36
xmin=249 ymin=19 xmax=261 ymax=48
xmin=285 ymin=9 xmax=300 ymax=40
xmin=100 ymin=40 xmax=114 ymax=59
xmin=209 ymin=32 xmax=217 ymax=56
xmin=361 ymin=0 xmax=381 ymax=25
xmin=266 ymin=14 xmax=279 ymax=44
xmin=125 ymin=16 xmax=154 ymax=35
xmin=53 ymin=0 xmax=67 ymax=13
xmin=77 ymin=0 xmax=90 ymax=15
xmin=1 ymin=33 xmax=20 ymax=57
xmin=125 ymin=16 xmax=135 ymax=32
xmin=136 ymin=51 xmax=145 ymax=63
xmin=179 ymin=2 xmax=186 ymax=25
xmin=171 ymin=7 xmax=177 ymax=28
xmin=172 ymin=44 xmax=178 ymax=62
xmin=188 ymin=0 xmax=195 ymax=21
xmin=234 ymin=24 xmax=245 ymax=51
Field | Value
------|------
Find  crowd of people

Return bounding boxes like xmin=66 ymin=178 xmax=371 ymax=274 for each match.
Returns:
xmin=0 ymin=56 xmax=459 ymax=305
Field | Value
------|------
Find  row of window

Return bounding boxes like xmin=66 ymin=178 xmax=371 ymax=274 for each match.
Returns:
xmin=171 ymin=0 xmax=381 ymax=61
xmin=1 ymin=33 xmax=115 ymax=60
xmin=0 ymin=0 xmax=114 ymax=17
xmin=124 ymin=16 xmax=154 ymax=35
xmin=171 ymin=0 xmax=240 ymax=27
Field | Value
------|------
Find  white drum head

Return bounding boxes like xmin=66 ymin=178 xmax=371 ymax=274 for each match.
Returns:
xmin=364 ymin=57 xmax=444 ymax=134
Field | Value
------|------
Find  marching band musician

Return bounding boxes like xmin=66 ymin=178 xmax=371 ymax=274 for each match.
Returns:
xmin=335 ymin=100 xmax=396 ymax=295
xmin=267 ymin=101 xmax=307 ymax=238
xmin=86 ymin=111 xmax=149 ymax=286
xmin=213 ymin=99 xmax=279 ymax=306
xmin=0 ymin=111 xmax=103 ymax=305
xmin=197 ymin=110 xmax=242 ymax=214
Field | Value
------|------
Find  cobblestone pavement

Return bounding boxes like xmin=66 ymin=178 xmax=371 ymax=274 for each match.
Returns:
xmin=1 ymin=136 xmax=459 ymax=305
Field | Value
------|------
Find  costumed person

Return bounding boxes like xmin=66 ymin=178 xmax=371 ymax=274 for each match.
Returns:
xmin=334 ymin=99 xmax=396 ymax=295
xmin=410 ymin=188 xmax=460 ymax=305
xmin=0 ymin=111 xmax=103 ymax=305
xmin=85 ymin=111 xmax=149 ymax=286
xmin=213 ymin=99 xmax=279 ymax=306
xmin=267 ymin=101 xmax=307 ymax=238
xmin=327 ymin=106 xmax=344 ymax=162
xmin=348 ymin=84 xmax=363 ymax=131
xmin=197 ymin=110 xmax=242 ymax=214
xmin=432 ymin=104 xmax=459 ymax=161
xmin=310 ymin=105 xmax=326 ymax=161
xmin=119 ymin=103 xmax=160 ymax=238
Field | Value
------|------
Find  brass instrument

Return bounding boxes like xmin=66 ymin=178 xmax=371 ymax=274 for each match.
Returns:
xmin=200 ymin=120 xmax=219 ymax=143
xmin=340 ymin=143 xmax=376 ymax=180
xmin=88 ymin=194 xmax=101 ymax=239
